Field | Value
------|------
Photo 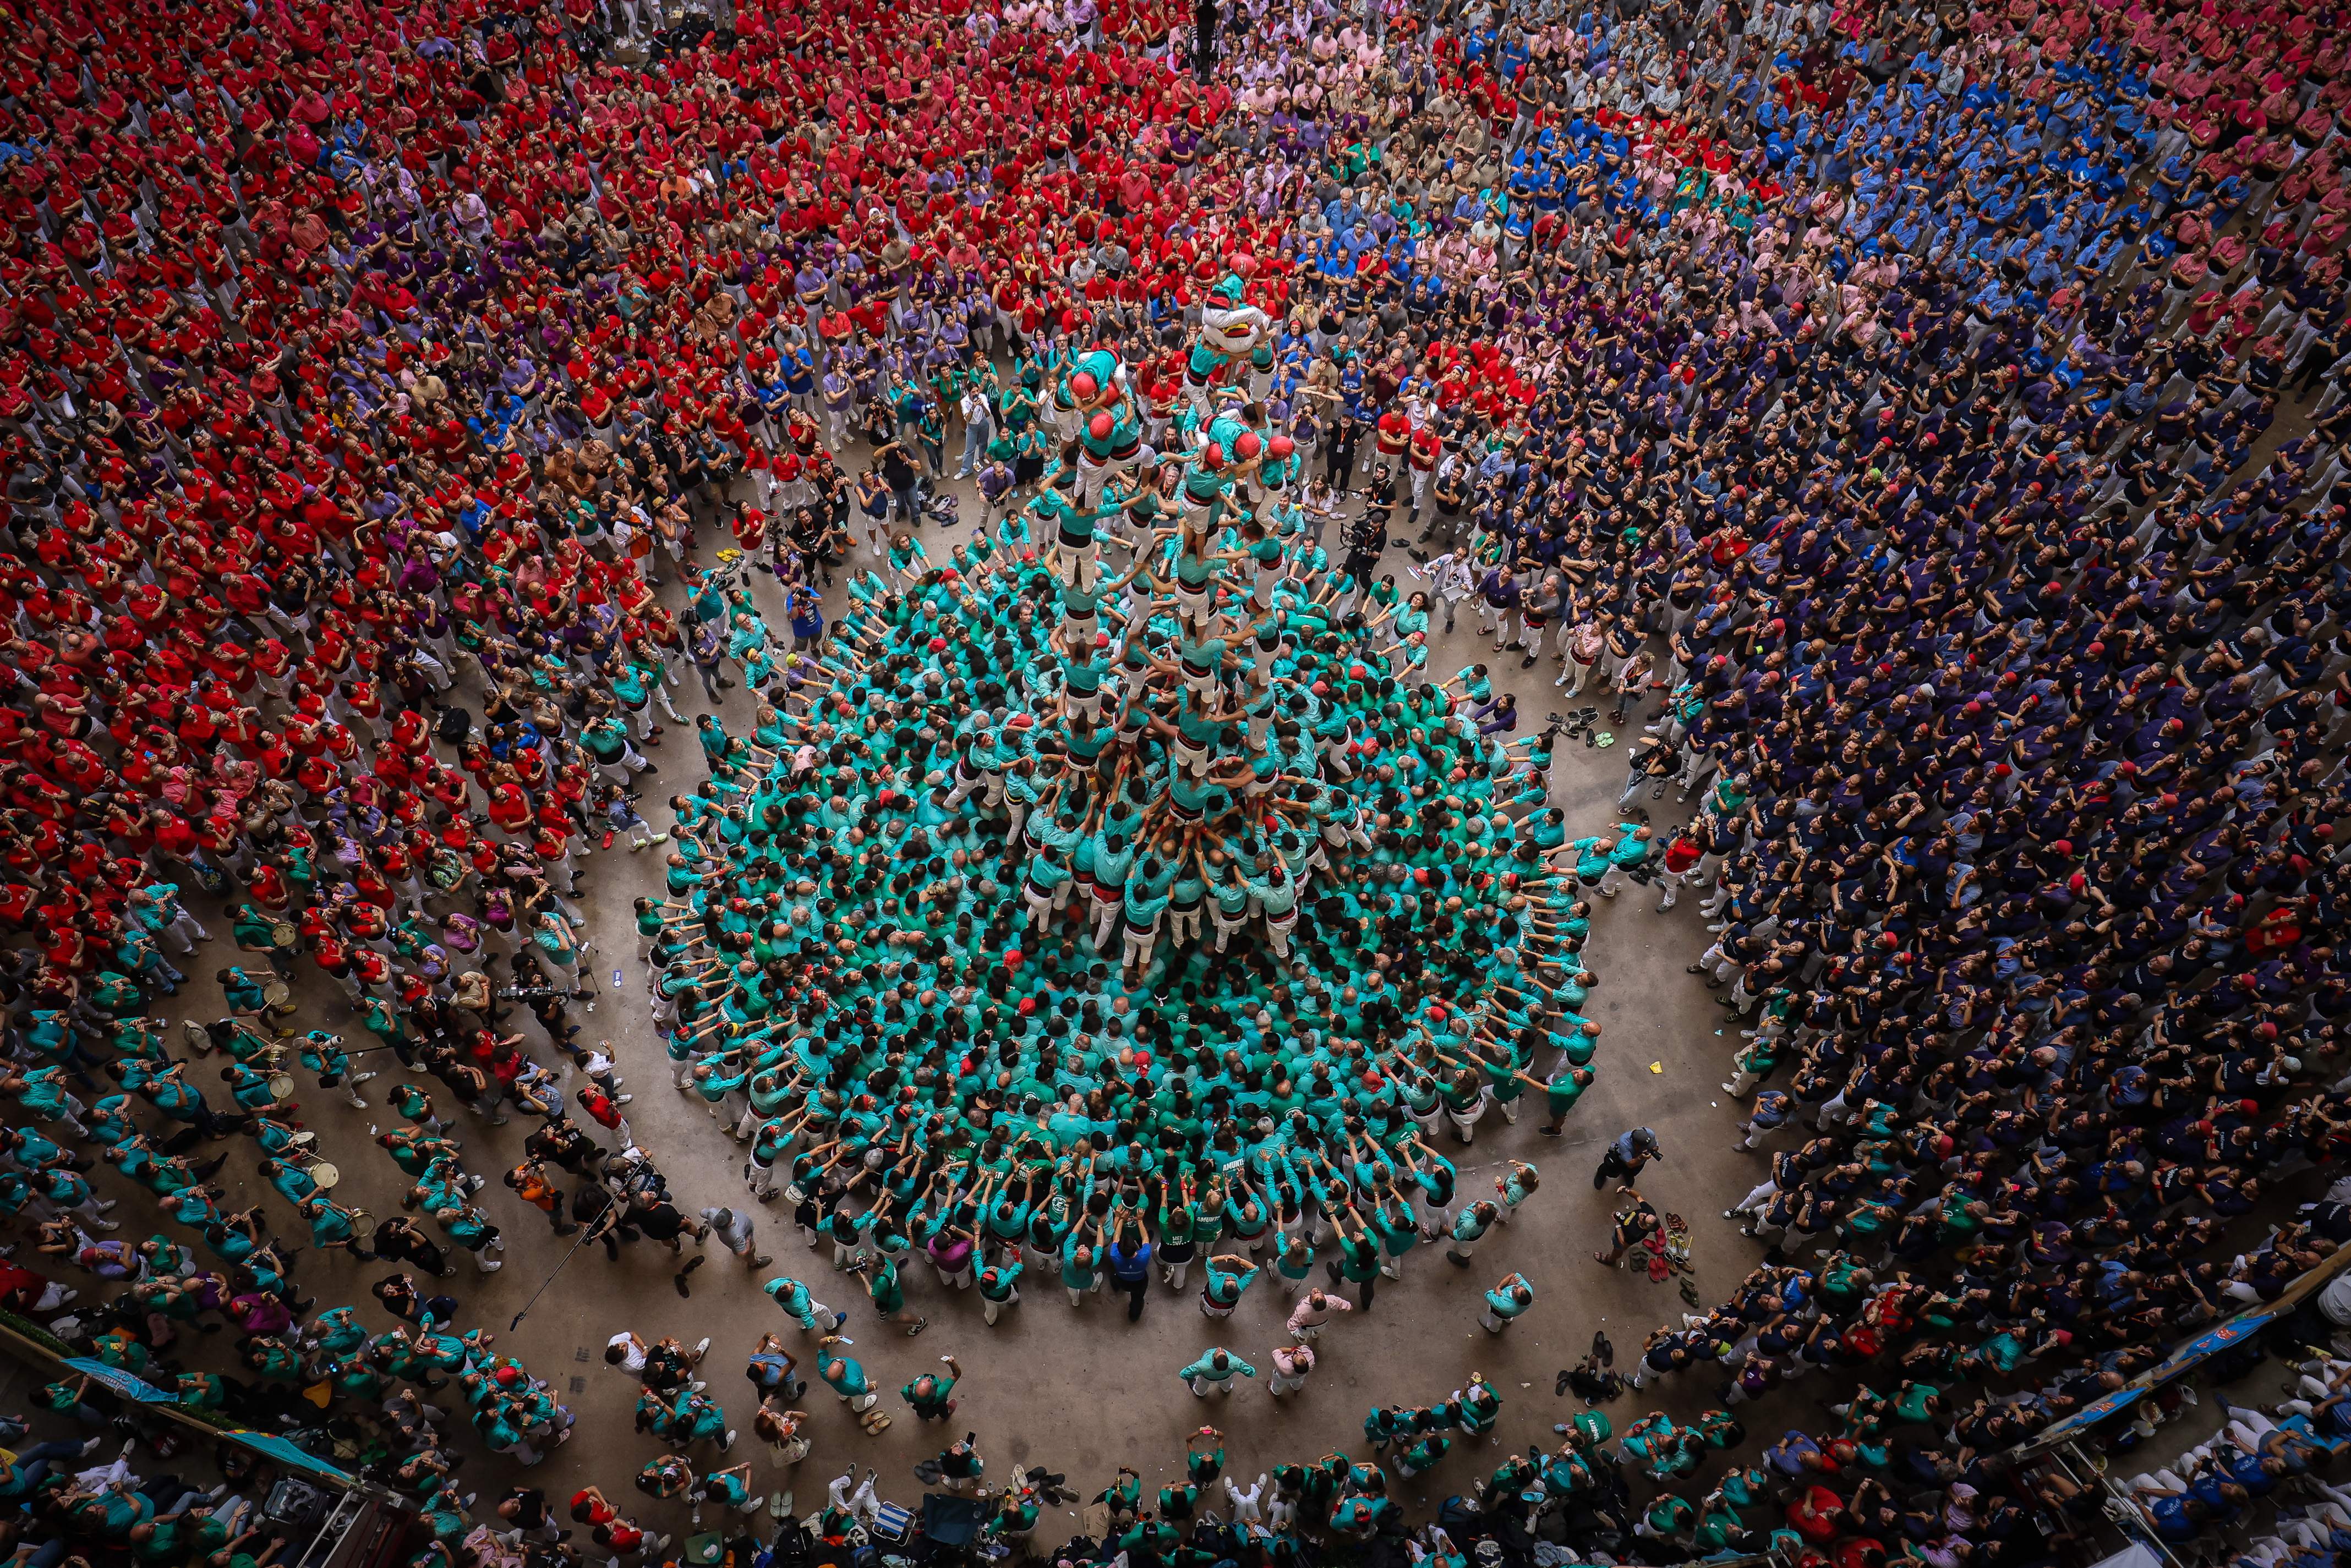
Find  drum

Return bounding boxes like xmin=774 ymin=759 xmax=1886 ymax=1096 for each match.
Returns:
xmin=287 ymin=1130 xmax=318 ymax=1152
xmin=306 ymin=1161 xmax=341 ymax=1190
xmin=261 ymin=979 xmax=292 ymax=1012
xmin=267 ymin=1073 xmax=297 ymax=1101
xmin=270 ymin=922 xmax=298 ymax=948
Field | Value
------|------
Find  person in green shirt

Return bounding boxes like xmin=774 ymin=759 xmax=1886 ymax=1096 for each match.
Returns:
xmin=1323 ymin=1220 xmax=1382 ymax=1308
xmin=901 ymin=1355 xmax=961 ymax=1421
xmin=976 ymin=1258 xmax=1023 ymax=1326
xmin=1097 ymin=1467 xmax=1142 ymax=1522
xmin=1060 ymin=1237 xmax=1103 ymax=1307
xmin=176 ymin=1371 xmax=229 ymax=1412
xmin=1395 ymin=1432 xmax=1452 ymax=1478
xmin=691 ymin=1461 xmax=759 ymax=1528
xmin=815 ymin=1336 xmax=889 ymax=1434
xmin=1178 ymin=1349 xmax=1256 ymax=1396
xmin=989 ymin=1485 xmax=1040 ymax=1546
xmin=1199 ymin=1253 xmax=1259 ymax=1318
xmin=1889 ymin=1378 xmax=1947 ymax=1427
xmin=1495 ymin=1160 xmax=1541 ymax=1224
xmin=1479 ymin=1271 xmax=1534 ymax=1334
xmin=1638 ymin=1492 xmax=1695 ymax=1544
xmin=850 ymin=1253 xmax=926 ymax=1337
xmin=205 ymin=1526 xmax=287 ymax=1568
xmin=1363 ymin=1404 xmax=1410 ymax=1452
xmin=1594 ymin=823 xmax=1655 ymax=898
xmin=763 ymin=1275 xmax=846 ymax=1339
xmin=239 ymin=1336 xmax=302 ymax=1383
xmin=432 ymin=1202 xmax=503 ymax=1273
xmin=1563 ymin=833 xmax=1616 ymax=893
xmin=132 ymin=1507 xmax=204 ymax=1565
xmin=1540 ymin=1062 xmax=1595 ymax=1134
xmin=69 ymin=1478 xmax=157 ymax=1541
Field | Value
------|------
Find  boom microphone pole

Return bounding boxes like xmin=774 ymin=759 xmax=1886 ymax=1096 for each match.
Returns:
xmin=509 ymin=1216 xmax=598 ymax=1331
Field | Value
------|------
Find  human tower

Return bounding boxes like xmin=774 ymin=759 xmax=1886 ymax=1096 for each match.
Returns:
xmin=649 ymin=278 xmax=1601 ymax=1320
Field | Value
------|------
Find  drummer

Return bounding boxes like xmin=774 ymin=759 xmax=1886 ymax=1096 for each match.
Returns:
xmin=222 ymin=1060 xmax=295 ymax=1120
xmin=296 ymin=1191 xmax=374 ymax=1259
xmin=230 ymin=903 xmax=300 ymax=977
xmin=295 ymin=1029 xmax=379 ymax=1111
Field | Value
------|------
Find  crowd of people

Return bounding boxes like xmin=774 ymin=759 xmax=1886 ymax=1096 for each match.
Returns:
xmin=5 ymin=0 xmax=2351 ymax=1563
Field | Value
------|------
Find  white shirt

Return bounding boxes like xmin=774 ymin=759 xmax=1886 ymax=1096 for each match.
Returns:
xmin=1287 ymin=1292 xmax=1354 ymax=1333
xmin=1413 ymin=551 xmax=1475 ymax=598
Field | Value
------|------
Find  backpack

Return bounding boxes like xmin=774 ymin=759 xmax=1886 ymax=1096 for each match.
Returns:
xmin=1437 ymin=1496 xmax=1486 ymax=1534
xmin=1189 ymin=1521 xmax=1240 ymax=1559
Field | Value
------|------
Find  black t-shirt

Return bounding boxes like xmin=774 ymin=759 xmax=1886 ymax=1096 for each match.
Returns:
xmin=643 ymin=1344 xmax=691 ymax=1392
xmin=505 ymin=1490 xmax=549 ymax=1529
xmin=880 ymin=447 xmax=918 ymax=491
xmin=374 ymin=1219 xmax=429 ymax=1259
xmin=634 ymin=1199 xmax=688 ymax=1241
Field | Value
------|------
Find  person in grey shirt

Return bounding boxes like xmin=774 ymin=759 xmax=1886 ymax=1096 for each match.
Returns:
xmin=699 ymin=1205 xmax=773 ymax=1270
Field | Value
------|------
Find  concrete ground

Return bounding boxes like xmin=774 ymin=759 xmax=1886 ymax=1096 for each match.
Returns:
xmin=53 ymin=454 xmax=1806 ymax=1541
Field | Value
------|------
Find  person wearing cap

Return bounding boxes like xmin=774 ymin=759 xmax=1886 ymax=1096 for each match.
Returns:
xmin=1594 ymin=1127 xmax=1661 ymax=1191
xmin=698 ymin=1205 xmax=773 ymax=1270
